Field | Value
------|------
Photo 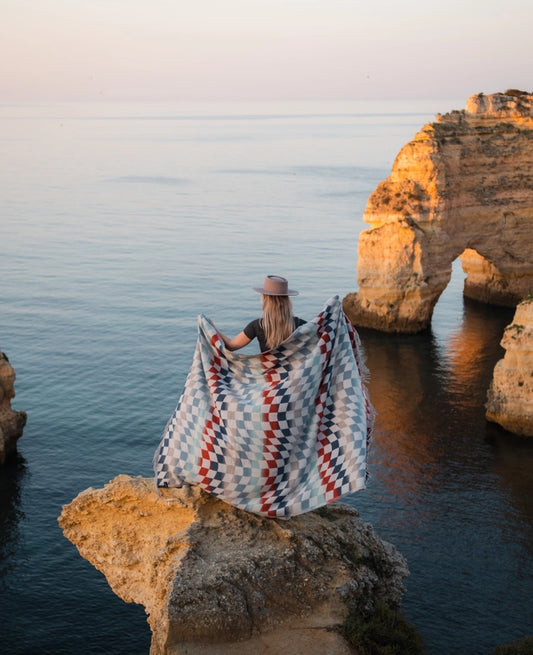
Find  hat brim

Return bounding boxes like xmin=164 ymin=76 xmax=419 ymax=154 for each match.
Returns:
xmin=253 ymin=286 xmax=299 ymax=296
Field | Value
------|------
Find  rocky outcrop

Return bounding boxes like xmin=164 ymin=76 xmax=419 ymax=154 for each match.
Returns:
xmin=344 ymin=90 xmax=533 ymax=333
xmin=486 ymin=298 xmax=533 ymax=436
xmin=0 ymin=352 xmax=26 ymax=465
xmin=58 ymin=475 xmax=409 ymax=655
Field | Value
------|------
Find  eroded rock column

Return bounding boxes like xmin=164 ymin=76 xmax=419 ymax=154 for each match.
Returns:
xmin=486 ymin=298 xmax=533 ymax=436
xmin=0 ymin=352 xmax=26 ymax=465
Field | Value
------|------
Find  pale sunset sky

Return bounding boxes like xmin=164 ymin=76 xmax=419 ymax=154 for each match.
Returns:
xmin=2 ymin=0 xmax=532 ymax=102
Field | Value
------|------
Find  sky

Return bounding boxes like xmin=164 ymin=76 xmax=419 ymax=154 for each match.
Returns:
xmin=2 ymin=0 xmax=532 ymax=102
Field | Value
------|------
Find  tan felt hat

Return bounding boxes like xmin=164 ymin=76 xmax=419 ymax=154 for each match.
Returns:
xmin=253 ymin=275 xmax=299 ymax=296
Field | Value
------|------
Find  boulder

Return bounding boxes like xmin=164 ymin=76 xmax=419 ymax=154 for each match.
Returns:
xmin=486 ymin=298 xmax=533 ymax=436
xmin=58 ymin=475 xmax=409 ymax=655
xmin=0 ymin=352 xmax=26 ymax=465
xmin=344 ymin=91 xmax=533 ymax=333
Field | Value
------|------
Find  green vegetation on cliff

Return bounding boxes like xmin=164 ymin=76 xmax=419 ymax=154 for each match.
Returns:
xmin=343 ymin=601 xmax=425 ymax=655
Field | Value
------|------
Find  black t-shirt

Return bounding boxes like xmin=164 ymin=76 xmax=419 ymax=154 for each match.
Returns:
xmin=243 ymin=317 xmax=306 ymax=352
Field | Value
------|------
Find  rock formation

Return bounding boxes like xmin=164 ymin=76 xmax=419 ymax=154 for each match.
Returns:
xmin=344 ymin=90 xmax=533 ymax=333
xmin=58 ymin=475 xmax=409 ymax=655
xmin=0 ymin=352 xmax=26 ymax=465
xmin=486 ymin=297 xmax=533 ymax=436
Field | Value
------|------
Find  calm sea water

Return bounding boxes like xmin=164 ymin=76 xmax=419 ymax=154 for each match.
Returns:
xmin=1 ymin=101 xmax=532 ymax=654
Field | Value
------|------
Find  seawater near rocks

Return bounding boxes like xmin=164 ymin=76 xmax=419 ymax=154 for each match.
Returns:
xmin=486 ymin=297 xmax=533 ymax=436
xmin=344 ymin=90 xmax=533 ymax=334
xmin=0 ymin=352 xmax=26 ymax=466
xmin=58 ymin=475 xmax=409 ymax=655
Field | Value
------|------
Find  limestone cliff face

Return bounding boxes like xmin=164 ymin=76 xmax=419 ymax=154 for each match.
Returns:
xmin=344 ymin=91 xmax=533 ymax=333
xmin=0 ymin=352 xmax=26 ymax=465
xmin=58 ymin=475 xmax=408 ymax=655
xmin=486 ymin=298 xmax=533 ymax=436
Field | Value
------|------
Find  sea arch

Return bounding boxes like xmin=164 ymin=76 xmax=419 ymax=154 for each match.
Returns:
xmin=343 ymin=92 xmax=533 ymax=333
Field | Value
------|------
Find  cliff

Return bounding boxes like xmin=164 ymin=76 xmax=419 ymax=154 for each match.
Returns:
xmin=0 ymin=352 xmax=26 ymax=465
xmin=486 ymin=297 xmax=533 ymax=436
xmin=344 ymin=90 xmax=533 ymax=333
xmin=58 ymin=475 xmax=409 ymax=655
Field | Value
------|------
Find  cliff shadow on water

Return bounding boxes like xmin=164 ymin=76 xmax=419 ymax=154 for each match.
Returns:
xmin=353 ymin=296 xmax=533 ymax=653
xmin=0 ymin=454 xmax=27 ymax=590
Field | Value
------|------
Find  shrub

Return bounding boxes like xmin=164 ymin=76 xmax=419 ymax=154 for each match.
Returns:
xmin=504 ymin=89 xmax=530 ymax=96
xmin=343 ymin=602 xmax=425 ymax=655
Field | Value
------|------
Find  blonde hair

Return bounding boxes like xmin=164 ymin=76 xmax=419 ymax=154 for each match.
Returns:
xmin=261 ymin=295 xmax=295 ymax=349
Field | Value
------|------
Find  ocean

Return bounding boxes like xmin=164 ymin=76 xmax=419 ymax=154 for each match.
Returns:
xmin=1 ymin=100 xmax=532 ymax=654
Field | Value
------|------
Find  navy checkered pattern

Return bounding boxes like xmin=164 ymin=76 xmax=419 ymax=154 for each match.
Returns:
xmin=153 ymin=296 xmax=373 ymax=518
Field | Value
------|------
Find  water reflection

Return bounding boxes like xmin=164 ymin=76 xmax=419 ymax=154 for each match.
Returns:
xmin=358 ymin=299 xmax=516 ymax=502
xmin=358 ymin=328 xmax=446 ymax=499
xmin=442 ymin=298 xmax=514 ymax=413
xmin=355 ymin=298 xmax=533 ymax=653
xmin=487 ymin=425 xmax=533 ymax=554
xmin=0 ymin=454 xmax=27 ymax=589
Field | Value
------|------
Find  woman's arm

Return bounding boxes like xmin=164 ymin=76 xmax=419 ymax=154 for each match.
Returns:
xmin=221 ymin=331 xmax=252 ymax=351
xmin=209 ymin=320 xmax=252 ymax=351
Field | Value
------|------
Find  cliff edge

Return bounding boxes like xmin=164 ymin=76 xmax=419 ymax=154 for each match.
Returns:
xmin=486 ymin=297 xmax=533 ymax=436
xmin=0 ymin=352 xmax=26 ymax=465
xmin=344 ymin=90 xmax=533 ymax=333
xmin=58 ymin=475 xmax=409 ymax=655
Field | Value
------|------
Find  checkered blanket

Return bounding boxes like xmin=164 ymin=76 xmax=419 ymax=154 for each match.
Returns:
xmin=153 ymin=296 xmax=373 ymax=518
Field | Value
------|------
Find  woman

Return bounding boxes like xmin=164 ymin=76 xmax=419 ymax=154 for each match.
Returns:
xmin=154 ymin=278 xmax=372 ymax=518
xmin=215 ymin=275 xmax=306 ymax=352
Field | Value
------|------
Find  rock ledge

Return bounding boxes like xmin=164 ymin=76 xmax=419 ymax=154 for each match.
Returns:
xmin=59 ymin=475 xmax=408 ymax=655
